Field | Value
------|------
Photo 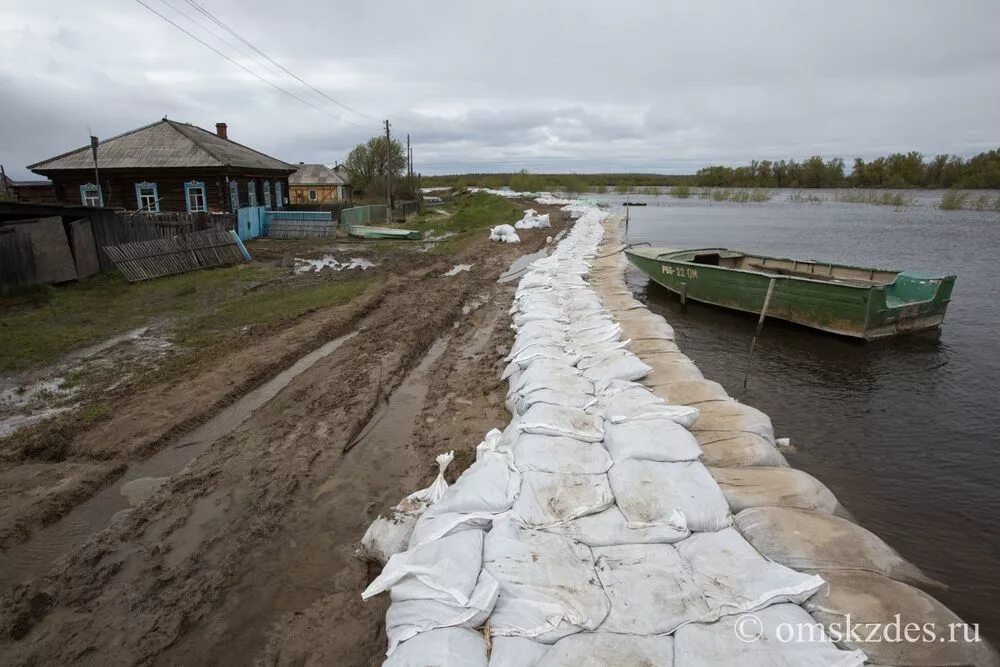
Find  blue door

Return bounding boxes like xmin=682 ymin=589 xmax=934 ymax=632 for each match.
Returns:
xmin=236 ymin=206 xmax=266 ymax=241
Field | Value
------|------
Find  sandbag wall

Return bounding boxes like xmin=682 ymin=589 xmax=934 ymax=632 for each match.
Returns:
xmin=362 ymin=203 xmax=908 ymax=666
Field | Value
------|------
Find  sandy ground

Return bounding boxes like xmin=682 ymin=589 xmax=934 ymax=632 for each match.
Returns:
xmin=0 ymin=203 xmax=568 ymax=665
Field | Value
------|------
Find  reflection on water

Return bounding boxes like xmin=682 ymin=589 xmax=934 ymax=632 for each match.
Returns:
xmin=607 ymin=190 xmax=1000 ymax=639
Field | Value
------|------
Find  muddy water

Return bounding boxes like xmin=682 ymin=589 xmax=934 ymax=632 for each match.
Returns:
xmin=605 ymin=191 xmax=1000 ymax=638
xmin=0 ymin=331 xmax=358 ymax=590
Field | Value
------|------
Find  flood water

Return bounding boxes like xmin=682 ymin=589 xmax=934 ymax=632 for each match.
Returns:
xmin=603 ymin=190 xmax=1000 ymax=639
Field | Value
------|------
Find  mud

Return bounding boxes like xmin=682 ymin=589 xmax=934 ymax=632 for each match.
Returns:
xmin=0 ymin=202 xmax=568 ymax=665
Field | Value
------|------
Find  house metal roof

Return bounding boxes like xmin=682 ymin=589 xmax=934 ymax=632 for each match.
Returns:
xmin=28 ymin=119 xmax=296 ymax=173
xmin=288 ymin=163 xmax=348 ymax=186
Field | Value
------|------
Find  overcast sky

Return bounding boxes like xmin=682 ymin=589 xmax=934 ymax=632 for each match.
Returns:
xmin=2 ymin=0 xmax=998 ymax=179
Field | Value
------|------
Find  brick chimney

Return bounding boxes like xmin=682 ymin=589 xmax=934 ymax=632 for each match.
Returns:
xmin=215 ymin=122 xmax=228 ymax=140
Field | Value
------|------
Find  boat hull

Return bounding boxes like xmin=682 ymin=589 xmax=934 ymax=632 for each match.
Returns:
xmin=346 ymin=225 xmax=421 ymax=240
xmin=626 ymin=248 xmax=954 ymax=340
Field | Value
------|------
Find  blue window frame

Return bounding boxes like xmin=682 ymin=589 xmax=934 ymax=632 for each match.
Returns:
xmin=80 ymin=183 xmax=103 ymax=207
xmin=275 ymin=181 xmax=284 ymax=210
xmin=229 ymin=180 xmax=240 ymax=211
xmin=263 ymin=180 xmax=272 ymax=209
xmin=184 ymin=180 xmax=207 ymax=213
xmin=134 ymin=181 xmax=159 ymax=212
xmin=248 ymin=181 xmax=258 ymax=207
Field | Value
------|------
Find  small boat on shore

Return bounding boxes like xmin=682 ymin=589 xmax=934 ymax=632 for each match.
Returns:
xmin=622 ymin=201 xmax=647 ymax=206
xmin=626 ymin=247 xmax=955 ymax=339
xmin=346 ymin=225 xmax=421 ymax=240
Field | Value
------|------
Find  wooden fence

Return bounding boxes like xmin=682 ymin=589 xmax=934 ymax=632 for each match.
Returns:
xmin=103 ymin=229 xmax=246 ymax=282
xmin=91 ymin=211 xmax=234 ymax=271
xmin=0 ymin=229 xmax=36 ymax=289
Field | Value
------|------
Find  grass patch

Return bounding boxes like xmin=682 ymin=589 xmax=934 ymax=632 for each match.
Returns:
xmin=703 ymin=188 xmax=772 ymax=203
xmin=407 ymin=192 xmax=524 ymax=255
xmin=0 ymin=262 xmax=372 ymax=372
xmin=78 ymin=403 xmax=111 ymax=424
xmin=837 ymin=190 xmax=915 ymax=207
xmin=788 ymin=191 xmax=826 ymax=204
xmin=669 ymin=185 xmax=692 ymax=198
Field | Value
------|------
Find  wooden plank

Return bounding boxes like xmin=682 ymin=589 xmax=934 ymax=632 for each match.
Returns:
xmin=103 ymin=229 xmax=246 ymax=282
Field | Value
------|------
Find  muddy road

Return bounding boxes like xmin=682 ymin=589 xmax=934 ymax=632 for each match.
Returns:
xmin=0 ymin=203 xmax=567 ymax=665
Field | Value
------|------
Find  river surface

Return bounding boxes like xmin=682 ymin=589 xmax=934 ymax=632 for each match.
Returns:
xmin=600 ymin=189 xmax=1000 ymax=639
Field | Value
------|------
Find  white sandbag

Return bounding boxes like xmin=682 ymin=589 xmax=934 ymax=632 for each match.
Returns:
xmin=692 ymin=400 xmax=775 ymax=442
xmin=605 ymin=403 xmax=700 ymax=428
xmin=385 ymin=570 xmax=499 ymax=654
xmin=594 ymin=543 xmax=711 ymax=634
xmin=602 ymin=418 xmax=703 ymax=462
xmin=358 ymin=451 xmax=455 ymax=564
xmin=540 ymin=505 xmax=689 ymax=547
xmin=484 ymin=516 xmax=610 ymax=639
xmin=514 ymin=404 xmax=604 ymax=443
xmin=512 ymin=471 xmax=614 ymax=527
xmin=696 ymin=431 xmax=789 ymax=468
xmin=513 ymin=309 xmax=566 ymax=326
xmin=580 ymin=351 xmax=653 ymax=383
xmin=490 ymin=224 xmax=521 ymax=243
xmin=710 ymin=466 xmax=843 ymax=514
xmin=735 ymin=506 xmax=934 ymax=587
xmin=649 ymin=378 xmax=730 ymax=405
xmin=511 ymin=374 xmax=594 ymax=404
xmin=569 ymin=323 xmax=622 ymax=348
xmin=384 ymin=627 xmax=488 ymax=667
xmin=362 ymin=529 xmax=484 ymax=605
xmin=672 ymin=603 xmax=867 ymax=667
xmin=511 ymin=361 xmax=587 ymax=394
xmin=510 ymin=433 xmax=612 ymax=474
xmin=803 ymin=570 xmax=1000 ymax=667
xmin=514 ymin=210 xmax=551 ymax=229
xmin=675 ymin=528 xmax=825 ymax=615
xmin=609 ymin=460 xmax=731 ymax=532
xmin=510 ymin=388 xmax=594 ymax=415
xmin=490 ymin=633 xmax=675 ymax=667
xmin=410 ymin=451 xmax=520 ymax=547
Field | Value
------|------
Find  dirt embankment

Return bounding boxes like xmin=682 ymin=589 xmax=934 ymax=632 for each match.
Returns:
xmin=0 ymin=202 xmax=569 ymax=665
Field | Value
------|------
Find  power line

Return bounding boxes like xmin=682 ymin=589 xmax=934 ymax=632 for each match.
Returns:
xmin=180 ymin=0 xmax=379 ymax=123
xmin=132 ymin=0 xmax=379 ymax=131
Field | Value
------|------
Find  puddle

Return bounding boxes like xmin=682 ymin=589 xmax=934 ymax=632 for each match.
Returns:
xmin=294 ymin=255 xmax=378 ymax=273
xmin=498 ymin=248 xmax=550 ymax=283
xmin=424 ymin=231 xmax=456 ymax=241
xmin=314 ymin=334 xmax=452 ymax=500
xmin=443 ymin=264 xmax=473 ymax=277
xmin=0 ymin=331 xmax=358 ymax=591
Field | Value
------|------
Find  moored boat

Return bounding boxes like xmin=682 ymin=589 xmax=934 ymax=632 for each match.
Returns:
xmin=626 ymin=247 xmax=955 ymax=339
xmin=346 ymin=225 xmax=422 ymax=240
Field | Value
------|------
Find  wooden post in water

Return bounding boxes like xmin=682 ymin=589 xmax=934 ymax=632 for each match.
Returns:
xmin=743 ymin=276 xmax=778 ymax=389
xmin=680 ymin=282 xmax=687 ymax=309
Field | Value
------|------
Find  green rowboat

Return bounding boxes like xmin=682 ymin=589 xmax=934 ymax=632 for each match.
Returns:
xmin=347 ymin=225 xmax=421 ymax=240
xmin=626 ymin=247 xmax=955 ymax=340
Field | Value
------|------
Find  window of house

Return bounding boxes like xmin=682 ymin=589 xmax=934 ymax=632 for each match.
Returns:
xmin=263 ymin=181 xmax=272 ymax=209
xmin=248 ymin=181 xmax=258 ymax=207
xmin=185 ymin=181 xmax=207 ymax=212
xmin=308 ymin=189 xmax=318 ymax=201
xmin=134 ymin=182 xmax=159 ymax=212
xmin=229 ymin=180 xmax=240 ymax=211
xmin=275 ymin=182 xmax=284 ymax=209
xmin=80 ymin=183 xmax=103 ymax=207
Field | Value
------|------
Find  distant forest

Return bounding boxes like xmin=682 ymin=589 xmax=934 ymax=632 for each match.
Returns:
xmin=423 ymin=148 xmax=1000 ymax=190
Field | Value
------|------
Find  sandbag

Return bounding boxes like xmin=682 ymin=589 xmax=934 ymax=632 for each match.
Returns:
xmin=710 ymin=466 xmax=843 ymax=514
xmin=358 ymin=451 xmax=454 ymax=564
xmin=384 ymin=627 xmax=488 ymax=667
xmin=363 ymin=529 xmax=484 ymax=605
xmin=510 ymin=389 xmax=594 ymax=415
xmin=484 ymin=517 xmax=610 ymax=639
xmin=512 ymin=471 xmax=614 ymax=527
xmin=580 ymin=351 xmax=653 ymax=383
xmin=514 ymin=404 xmax=604 ymax=443
xmin=692 ymin=400 xmax=775 ymax=442
xmin=540 ymin=505 xmax=688 ymax=547
xmin=490 ymin=224 xmax=521 ymax=243
xmin=735 ymin=506 xmax=935 ymax=587
xmin=649 ymin=378 xmax=730 ymax=405
xmin=609 ymin=460 xmax=731 ymax=532
xmin=602 ymin=418 xmax=702 ymax=462
xmin=672 ymin=603 xmax=867 ymax=667
xmin=491 ymin=633 xmax=675 ymax=667
xmin=643 ymin=356 xmax=705 ymax=383
xmin=605 ymin=403 xmax=700 ymax=429
xmin=803 ymin=570 xmax=1000 ymax=667
xmin=510 ymin=433 xmax=612 ymax=474
xmin=385 ymin=570 xmax=499 ymax=654
xmin=697 ymin=431 xmax=789 ymax=468
xmin=626 ymin=337 xmax=682 ymax=356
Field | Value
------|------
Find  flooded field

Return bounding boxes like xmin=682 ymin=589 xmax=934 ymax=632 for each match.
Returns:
xmin=603 ymin=189 xmax=1000 ymax=638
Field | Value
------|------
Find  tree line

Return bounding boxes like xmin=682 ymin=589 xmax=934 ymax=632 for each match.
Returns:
xmin=694 ymin=149 xmax=1000 ymax=189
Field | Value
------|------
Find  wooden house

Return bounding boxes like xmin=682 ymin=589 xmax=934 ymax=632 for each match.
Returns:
xmin=0 ymin=173 xmax=57 ymax=204
xmin=28 ymin=119 xmax=296 ymax=214
xmin=289 ymin=163 xmax=352 ymax=205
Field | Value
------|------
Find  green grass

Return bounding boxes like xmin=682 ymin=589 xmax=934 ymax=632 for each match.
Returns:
xmin=837 ymin=190 xmax=915 ymax=207
xmin=0 ymin=264 xmax=373 ymax=372
xmin=669 ymin=185 xmax=692 ymax=198
xmin=702 ymin=188 xmax=772 ymax=203
xmin=407 ymin=192 xmax=524 ymax=255
xmin=788 ymin=191 xmax=826 ymax=204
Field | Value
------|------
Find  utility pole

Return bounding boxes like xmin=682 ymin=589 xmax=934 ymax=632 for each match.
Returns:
xmin=90 ymin=135 xmax=101 ymax=205
xmin=406 ymin=133 xmax=412 ymax=191
xmin=384 ymin=119 xmax=392 ymax=213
